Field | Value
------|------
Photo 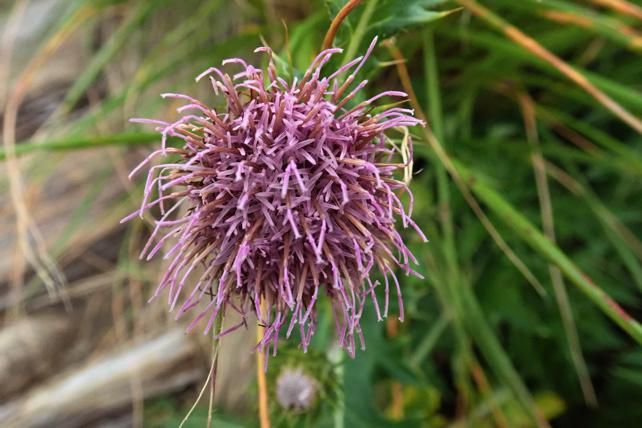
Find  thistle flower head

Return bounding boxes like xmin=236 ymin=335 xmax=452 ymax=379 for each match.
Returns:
xmin=125 ymin=37 xmax=426 ymax=357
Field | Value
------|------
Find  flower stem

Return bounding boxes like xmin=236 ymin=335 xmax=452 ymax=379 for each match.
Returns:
xmin=322 ymin=0 xmax=363 ymax=50
xmin=207 ymin=312 xmax=224 ymax=428
xmin=256 ymin=301 xmax=271 ymax=428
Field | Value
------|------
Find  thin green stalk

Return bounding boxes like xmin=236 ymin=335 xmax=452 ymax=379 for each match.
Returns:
xmin=387 ymin=40 xmax=545 ymax=296
xmin=424 ymin=29 xmax=457 ymax=279
xmin=425 ymin=254 xmax=542 ymax=427
xmin=519 ymin=93 xmax=596 ymax=405
xmin=329 ymin=344 xmax=345 ymax=428
xmin=342 ymin=0 xmax=379 ymax=65
xmin=423 ymin=257 xmax=476 ymax=416
xmin=423 ymin=30 xmax=481 ymax=412
xmin=546 ymin=162 xmax=642 ymax=290
xmin=458 ymin=282 xmax=550 ymax=428
xmin=536 ymin=105 xmax=642 ymax=176
xmin=410 ymin=312 xmax=449 ymax=367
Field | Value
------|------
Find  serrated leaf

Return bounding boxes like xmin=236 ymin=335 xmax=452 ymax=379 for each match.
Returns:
xmin=369 ymin=0 xmax=458 ymax=37
xmin=325 ymin=0 xmax=458 ymax=45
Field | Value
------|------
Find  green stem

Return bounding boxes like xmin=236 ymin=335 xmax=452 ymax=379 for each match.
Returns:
xmin=342 ymin=0 xmax=379 ymax=65
xmin=423 ymin=29 xmax=457 ymax=278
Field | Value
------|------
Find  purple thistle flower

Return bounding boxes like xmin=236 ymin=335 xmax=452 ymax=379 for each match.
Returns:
xmin=125 ymin=37 xmax=426 ymax=357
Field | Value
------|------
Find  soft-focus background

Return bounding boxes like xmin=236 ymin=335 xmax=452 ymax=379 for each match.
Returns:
xmin=1 ymin=0 xmax=642 ymax=427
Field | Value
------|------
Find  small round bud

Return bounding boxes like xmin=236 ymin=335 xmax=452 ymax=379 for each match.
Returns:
xmin=275 ymin=367 xmax=318 ymax=412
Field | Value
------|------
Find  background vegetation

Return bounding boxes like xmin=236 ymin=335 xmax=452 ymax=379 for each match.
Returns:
xmin=1 ymin=0 xmax=641 ymax=427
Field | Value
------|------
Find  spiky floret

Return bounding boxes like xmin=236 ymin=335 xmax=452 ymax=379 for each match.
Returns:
xmin=125 ymin=38 xmax=426 ymax=357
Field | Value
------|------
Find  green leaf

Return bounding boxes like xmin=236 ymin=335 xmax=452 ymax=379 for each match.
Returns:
xmin=368 ymin=0 xmax=458 ymax=38
xmin=325 ymin=0 xmax=457 ymax=45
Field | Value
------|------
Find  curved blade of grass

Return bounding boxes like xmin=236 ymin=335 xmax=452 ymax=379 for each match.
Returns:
xmin=386 ymin=40 xmax=546 ymax=297
xmin=536 ymin=105 xmax=642 ymax=176
xmin=458 ymin=281 xmax=550 ymax=427
xmin=461 ymin=137 xmax=635 ymax=176
xmin=452 ymin=159 xmax=642 ymax=345
xmin=410 ymin=312 xmax=449 ymax=367
xmin=486 ymin=74 xmax=642 ymax=173
xmin=495 ymin=0 xmax=642 ymax=52
xmin=59 ymin=0 xmax=168 ymax=114
xmin=591 ymin=0 xmax=642 ymax=21
xmin=0 ymin=132 xmax=162 ymax=160
xmin=424 ymin=29 xmax=458 ymax=280
xmin=389 ymin=39 xmax=547 ymax=425
xmin=457 ymin=0 xmax=642 ymax=135
xmin=545 ymin=161 xmax=642 ymax=291
xmin=68 ymin=31 xmax=259 ymax=136
xmin=442 ymin=25 xmax=642 ymax=117
xmin=459 ymin=135 xmax=642 ymax=293
xmin=517 ymin=92 xmax=597 ymax=405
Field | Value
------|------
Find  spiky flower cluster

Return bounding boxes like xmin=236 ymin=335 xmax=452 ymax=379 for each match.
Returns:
xmin=126 ymin=37 xmax=425 ymax=357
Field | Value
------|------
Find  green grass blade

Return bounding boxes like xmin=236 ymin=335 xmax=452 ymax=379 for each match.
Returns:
xmin=454 ymin=159 xmax=642 ymax=344
xmin=60 ymin=0 xmax=168 ymax=114
xmin=0 ymin=132 xmax=161 ymax=160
